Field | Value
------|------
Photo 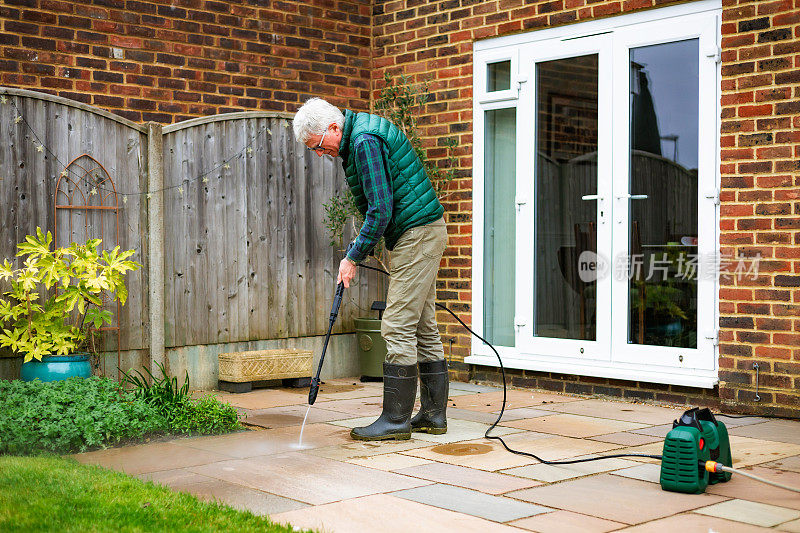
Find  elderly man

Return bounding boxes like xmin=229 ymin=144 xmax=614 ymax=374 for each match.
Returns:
xmin=293 ymin=97 xmax=449 ymax=441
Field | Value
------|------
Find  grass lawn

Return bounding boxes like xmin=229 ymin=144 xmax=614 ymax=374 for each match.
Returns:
xmin=0 ymin=454 xmax=309 ymax=533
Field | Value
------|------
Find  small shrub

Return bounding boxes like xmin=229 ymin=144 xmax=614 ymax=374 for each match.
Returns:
xmin=167 ymin=395 xmax=241 ymax=435
xmin=0 ymin=377 xmax=166 ymax=455
xmin=0 ymin=228 xmax=141 ymax=362
xmin=122 ymin=362 xmax=241 ymax=435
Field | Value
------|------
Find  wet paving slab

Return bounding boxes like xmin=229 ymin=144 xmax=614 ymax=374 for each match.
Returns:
xmin=71 ymin=381 xmax=800 ymax=533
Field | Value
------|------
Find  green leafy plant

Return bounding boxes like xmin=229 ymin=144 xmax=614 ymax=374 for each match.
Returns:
xmin=121 ymin=361 xmax=241 ymax=435
xmin=322 ymin=72 xmax=459 ymax=265
xmin=375 ymin=72 xmax=459 ymax=199
xmin=120 ymin=360 xmax=190 ymax=418
xmin=0 ymin=376 xmax=166 ymax=455
xmin=0 ymin=227 xmax=141 ymax=362
xmin=167 ymin=395 xmax=241 ymax=435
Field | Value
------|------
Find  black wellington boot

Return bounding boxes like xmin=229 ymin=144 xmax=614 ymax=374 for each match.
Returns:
xmin=350 ymin=362 xmax=417 ymax=441
xmin=410 ymin=359 xmax=449 ymax=434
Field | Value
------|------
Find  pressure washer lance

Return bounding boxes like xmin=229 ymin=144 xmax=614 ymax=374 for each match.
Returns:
xmin=308 ymin=280 xmax=344 ymax=405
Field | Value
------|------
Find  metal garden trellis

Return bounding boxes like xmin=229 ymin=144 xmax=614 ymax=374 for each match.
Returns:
xmin=54 ymin=154 xmax=122 ymax=380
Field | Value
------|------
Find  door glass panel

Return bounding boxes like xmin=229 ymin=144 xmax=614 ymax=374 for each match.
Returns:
xmin=535 ymin=55 xmax=598 ymax=341
xmin=488 ymin=61 xmax=511 ymax=92
xmin=484 ymin=108 xmax=516 ymax=346
xmin=628 ymin=40 xmax=698 ymax=348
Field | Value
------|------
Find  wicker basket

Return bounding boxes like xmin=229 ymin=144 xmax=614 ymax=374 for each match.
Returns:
xmin=218 ymin=349 xmax=312 ymax=383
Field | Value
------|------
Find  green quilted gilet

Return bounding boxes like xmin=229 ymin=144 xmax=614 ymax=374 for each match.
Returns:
xmin=340 ymin=110 xmax=444 ymax=250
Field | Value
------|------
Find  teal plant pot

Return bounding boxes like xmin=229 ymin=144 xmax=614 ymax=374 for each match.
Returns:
xmin=20 ymin=353 xmax=91 ymax=382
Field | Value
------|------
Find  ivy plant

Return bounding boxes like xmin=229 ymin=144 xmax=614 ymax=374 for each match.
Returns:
xmin=322 ymin=72 xmax=459 ymax=267
xmin=0 ymin=227 xmax=141 ymax=362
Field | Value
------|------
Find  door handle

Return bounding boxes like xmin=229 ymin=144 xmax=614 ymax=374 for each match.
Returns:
xmin=581 ymin=195 xmax=603 ymax=201
xmin=616 ymin=194 xmax=648 ymax=200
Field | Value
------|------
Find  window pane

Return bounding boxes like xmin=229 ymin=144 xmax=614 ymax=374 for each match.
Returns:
xmin=628 ymin=39 xmax=699 ymax=348
xmin=488 ymin=61 xmax=511 ymax=92
xmin=535 ymin=55 xmax=598 ymax=341
xmin=484 ymin=108 xmax=516 ymax=346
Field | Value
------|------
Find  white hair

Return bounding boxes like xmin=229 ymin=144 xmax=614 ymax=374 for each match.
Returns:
xmin=292 ymin=97 xmax=344 ymax=143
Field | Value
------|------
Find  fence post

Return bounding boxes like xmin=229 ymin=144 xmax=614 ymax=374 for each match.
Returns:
xmin=146 ymin=122 xmax=165 ymax=376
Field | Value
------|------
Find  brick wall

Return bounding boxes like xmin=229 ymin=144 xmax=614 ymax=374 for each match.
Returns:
xmin=0 ymin=0 xmax=372 ymax=122
xmin=374 ymin=0 xmax=800 ymax=415
xmin=717 ymin=0 xmax=800 ymax=415
xmin=3 ymin=0 xmax=799 ymax=414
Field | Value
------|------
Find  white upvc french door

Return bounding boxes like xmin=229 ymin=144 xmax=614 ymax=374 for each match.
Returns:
xmin=609 ymin=13 xmax=720 ymax=371
xmin=470 ymin=1 xmax=721 ymax=387
xmin=515 ymin=34 xmax=614 ymax=364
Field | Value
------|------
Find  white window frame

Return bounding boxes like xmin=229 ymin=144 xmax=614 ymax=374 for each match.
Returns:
xmin=476 ymin=48 xmax=520 ymax=104
xmin=469 ymin=0 xmax=722 ymax=388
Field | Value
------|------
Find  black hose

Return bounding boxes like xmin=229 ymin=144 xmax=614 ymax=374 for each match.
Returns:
xmin=715 ymin=413 xmax=800 ymax=421
xmin=356 ymin=262 xmax=663 ymax=465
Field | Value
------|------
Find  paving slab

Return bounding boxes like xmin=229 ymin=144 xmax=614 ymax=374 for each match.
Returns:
xmin=705 ymin=466 xmax=800 ymax=511
xmin=188 ymin=452 xmax=431 ymax=505
xmin=535 ymin=399 xmax=684 ymax=425
xmin=693 ymin=499 xmax=800 ymax=527
xmin=171 ymin=423 xmax=351 ymax=458
xmin=281 ymin=379 xmax=382 ymax=401
xmin=496 ymin=407 xmax=570 ymax=421
xmin=392 ymin=483 xmax=551 ymax=522
xmin=138 ymin=468 xmax=307 ymax=515
xmin=211 ymin=389 xmax=308 ymax=409
xmin=241 ymin=404 xmax=355 ymax=429
xmin=347 ymin=453 xmax=433 ymax=471
xmin=451 ymin=390 xmax=580 ymax=413
xmin=72 ymin=383 xmax=800 ymax=533
xmin=506 ymin=473 xmax=727 ymax=525
xmin=329 ymin=416 xmax=523 ymax=443
xmin=449 ymin=382 xmax=503 ymax=393
xmin=307 ymin=397 xmax=385 ymax=416
xmin=270 ymin=493 xmax=525 ymax=533
xmin=610 ymin=463 xmax=661 ymax=484
xmin=630 ymin=423 xmax=672 ymax=438
xmin=728 ymin=419 xmax=800 ymax=445
xmin=447 ymin=407 xmax=518 ymax=425
xmin=725 ymin=436 xmax=800 ymax=467
xmin=503 ymin=413 xmax=650 ymax=438
xmin=307 ymin=438 xmax=431 ymax=462
xmin=614 ymin=512 xmax=773 ymax=532
xmin=501 ymin=455 xmax=640 ymax=483
xmin=606 ymin=435 xmax=800 ymax=467
xmin=402 ymin=434 xmax=620 ymax=472
xmin=395 ymin=461 xmax=541 ymax=494
xmin=780 ymin=518 xmax=800 ymax=533
xmin=509 ymin=510 xmax=626 ymax=533
xmin=590 ymin=431 xmax=663 ymax=447
xmin=761 ymin=454 xmax=800 ymax=473
xmin=70 ymin=441 xmax=234 ymax=475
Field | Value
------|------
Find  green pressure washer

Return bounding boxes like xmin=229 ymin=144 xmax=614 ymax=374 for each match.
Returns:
xmin=660 ymin=407 xmax=732 ymax=494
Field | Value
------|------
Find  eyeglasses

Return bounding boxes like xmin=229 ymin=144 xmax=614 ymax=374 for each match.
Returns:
xmin=310 ymin=129 xmax=327 ymax=152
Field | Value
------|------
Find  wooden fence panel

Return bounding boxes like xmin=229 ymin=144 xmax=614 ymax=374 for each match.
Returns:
xmin=0 ymin=90 xmax=149 ymax=352
xmin=162 ymin=115 xmax=377 ymax=348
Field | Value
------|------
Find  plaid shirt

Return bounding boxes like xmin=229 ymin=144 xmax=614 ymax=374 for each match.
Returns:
xmin=346 ymin=134 xmax=392 ymax=264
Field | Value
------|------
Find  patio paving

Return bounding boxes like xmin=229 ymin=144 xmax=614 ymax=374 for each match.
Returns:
xmin=72 ymin=378 xmax=800 ymax=532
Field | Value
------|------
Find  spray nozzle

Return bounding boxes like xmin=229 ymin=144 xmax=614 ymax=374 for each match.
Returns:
xmin=308 ymin=378 xmax=320 ymax=405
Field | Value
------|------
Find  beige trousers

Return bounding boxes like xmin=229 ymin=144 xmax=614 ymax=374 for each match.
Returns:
xmin=381 ymin=217 xmax=448 ymax=366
